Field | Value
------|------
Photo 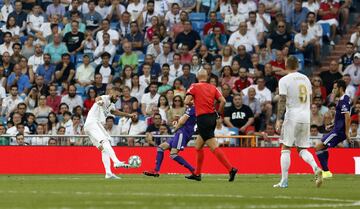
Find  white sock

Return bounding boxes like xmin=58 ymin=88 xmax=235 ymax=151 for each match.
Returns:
xmin=299 ymin=149 xmax=318 ymax=173
xmin=102 ymin=151 xmax=112 ymax=175
xmin=280 ymin=150 xmax=291 ymax=183
xmin=102 ymin=141 xmax=120 ymax=164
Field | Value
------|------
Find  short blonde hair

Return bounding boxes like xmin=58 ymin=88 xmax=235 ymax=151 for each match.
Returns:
xmin=286 ymin=56 xmax=299 ymax=71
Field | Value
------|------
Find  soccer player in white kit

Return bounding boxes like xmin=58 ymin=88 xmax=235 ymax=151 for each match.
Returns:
xmin=274 ymin=56 xmax=323 ymax=188
xmin=84 ymin=86 xmax=136 ymax=179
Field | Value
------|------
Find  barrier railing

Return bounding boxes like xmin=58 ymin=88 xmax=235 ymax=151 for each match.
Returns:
xmin=1 ymin=134 xmax=359 ymax=147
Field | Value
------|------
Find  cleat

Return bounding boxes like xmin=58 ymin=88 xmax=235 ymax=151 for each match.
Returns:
xmin=315 ymin=169 xmax=323 ymax=188
xmin=185 ymin=174 xmax=201 ymax=181
xmin=229 ymin=168 xmax=238 ymax=182
xmin=322 ymin=171 xmax=333 ymax=179
xmin=143 ymin=170 xmax=160 ymax=177
xmin=273 ymin=181 xmax=288 ymax=188
xmin=114 ymin=161 xmax=130 ymax=169
xmin=105 ymin=173 xmax=121 ymax=179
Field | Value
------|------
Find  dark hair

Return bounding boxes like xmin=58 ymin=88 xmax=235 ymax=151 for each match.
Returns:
xmin=334 ymin=79 xmax=347 ymax=91
xmin=307 ymin=11 xmax=316 ymax=17
xmin=310 ymin=124 xmax=319 ymax=130
xmin=47 ymin=112 xmax=59 ymax=132
xmin=6 ymin=16 xmax=16 ymax=29
xmin=147 ymin=0 xmax=154 ymax=4
xmin=106 ymin=116 xmax=115 ymax=122
xmin=71 ymin=114 xmax=81 ymax=120
xmin=3 ymin=32 xmax=12 ymax=38
xmin=17 ymin=102 xmax=27 ymax=109
xmin=172 ymin=95 xmax=184 ymax=108
xmin=63 ymin=111 xmax=72 ymax=116
xmin=87 ymin=87 xmax=97 ymax=99
xmin=346 ymin=42 xmax=354 ymax=46
xmin=162 ymin=63 xmax=170 ymax=68
xmin=158 ymin=95 xmax=169 ymax=107
xmin=50 ymin=23 xmax=59 ymax=30
xmin=248 ymin=11 xmax=256 ymax=16
xmin=12 ymin=43 xmax=22 ymax=50
xmin=70 ymin=10 xmax=80 ymax=17
xmin=112 ymin=86 xmax=122 ymax=92
xmin=62 ymin=53 xmax=70 ymax=58
xmin=101 ymin=52 xmax=111 ymax=58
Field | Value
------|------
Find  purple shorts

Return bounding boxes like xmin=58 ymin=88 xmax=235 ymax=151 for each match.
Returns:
xmin=167 ymin=132 xmax=190 ymax=151
xmin=321 ymin=131 xmax=346 ymax=148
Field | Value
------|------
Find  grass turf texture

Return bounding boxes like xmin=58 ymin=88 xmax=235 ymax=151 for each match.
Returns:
xmin=0 ymin=174 xmax=359 ymax=209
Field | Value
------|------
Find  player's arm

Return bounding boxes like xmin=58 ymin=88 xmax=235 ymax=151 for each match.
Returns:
xmin=275 ymin=94 xmax=286 ymax=132
xmin=173 ymin=114 xmax=190 ymax=133
xmin=344 ymin=112 xmax=351 ymax=143
xmin=217 ymin=96 xmax=226 ymax=115
xmin=184 ymin=94 xmax=193 ymax=106
xmin=110 ymin=109 xmax=135 ymax=118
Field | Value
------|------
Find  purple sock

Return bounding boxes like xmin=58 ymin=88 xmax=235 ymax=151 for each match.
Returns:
xmin=155 ymin=147 xmax=164 ymax=172
xmin=171 ymin=154 xmax=195 ymax=173
xmin=316 ymin=149 xmax=329 ymax=171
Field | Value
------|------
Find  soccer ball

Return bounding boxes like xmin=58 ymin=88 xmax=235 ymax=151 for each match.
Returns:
xmin=128 ymin=155 xmax=142 ymax=168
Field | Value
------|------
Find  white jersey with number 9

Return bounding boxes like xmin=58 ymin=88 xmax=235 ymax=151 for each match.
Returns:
xmin=278 ymin=72 xmax=312 ymax=124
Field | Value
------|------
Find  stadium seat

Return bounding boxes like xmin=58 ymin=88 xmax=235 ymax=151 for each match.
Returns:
xmin=320 ymin=23 xmax=331 ymax=38
xmin=20 ymin=36 xmax=28 ymax=45
xmin=76 ymin=53 xmax=84 ymax=64
xmin=138 ymin=53 xmax=145 ymax=65
xmin=76 ymin=86 xmax=86 ymax=96
xmin=189 ymin=12 xmax=206 ymax=22
xmin=70 ymin=54 xmax=76 ymax=65
xmin=192 ymin=21 xmax=205 ymax=33
xmin=110 ymin=22 xmax=118 ymax=30
xmin=216 ymin=12 xmax=223 ymax=22
xmin=293 ymin=53 xmax=305 ymax=71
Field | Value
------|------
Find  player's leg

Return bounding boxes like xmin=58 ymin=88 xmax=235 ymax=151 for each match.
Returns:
xmin=144 ymin=142 xmax=170 ymax=177
xmin=170 ymin=148 xmax=195 ymax=174
xmin=274 ymin=120 xmax=294 ymax=188
xmin=206 ymin=138 xmax=234 ymax=172
xmin=185 ymin=135 xmax=205 ymax=181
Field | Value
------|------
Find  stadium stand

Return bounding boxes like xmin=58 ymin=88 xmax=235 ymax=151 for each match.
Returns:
xmin=0 ymin=0 xmax=359 ymax=149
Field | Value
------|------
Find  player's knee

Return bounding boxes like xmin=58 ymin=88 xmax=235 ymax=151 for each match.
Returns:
xmin=170 ymin=153 xmax=178 ymax=159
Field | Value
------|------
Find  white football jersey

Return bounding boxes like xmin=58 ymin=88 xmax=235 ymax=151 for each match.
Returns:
xmin=278 ymin=72 xmax=312 ymax=123
xmin=85 ymin=95 xmax=115 ymax=124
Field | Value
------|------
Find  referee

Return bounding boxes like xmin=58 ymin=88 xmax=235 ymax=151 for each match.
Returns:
xmin=184 ymin=69 xmax=238 ymax=181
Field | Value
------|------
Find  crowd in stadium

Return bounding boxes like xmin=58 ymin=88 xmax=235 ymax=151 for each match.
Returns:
xmin=0 ymin=0 xmax=359 ymax=147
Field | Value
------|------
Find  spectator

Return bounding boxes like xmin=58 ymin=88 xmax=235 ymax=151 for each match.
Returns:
xmin=25 ymin=113 xmax=37 ymax=134
xmin=2 ymin=16 xmax=20 ymax=37
xmin=94 ymin=33 xmax=116 ymax=65
xmin=28 ymin=44 xmax=44 ymax=74
xmin=224 ymin=94 xmax=255 ymax=135
xmin=233 ymin=67 xmax=252 ymax=94
xmin=156 ymin=42 xmax=174 ymax=67
xmin=166 ymin=95 xmax=185 ymax=126
xmin=96 ymin=19 xmax=119 ymax=46
xmin=0 ymin=32 xmax=14 ymax=56
xmin=139 ymin=0 xmax=158 ymax=28
xmin=215 ymin=117 xmax=232 ymax=147
xmin=169 ymin=53 xmax=183 ymax=81
xmin=0 ymin=0 xmax=14 ymax=22
xmin=294 ymin=22 xmax=319 ymax=65
xmin=178 ymin=64 xmax=196 ymax=89
xmin=145 ymin=16 xmax=160 ymax=44
xmin=121 ymin=66 xmax=134 ymax=88
xmin=311 ymin=76 xmax=327 ymax=101
xmin=199 ymin=45 xmax=214 ymax=64
xmin=343 ymin=74 xmax=356 ymax=102
xmin=339 ymin=42 xmax=355 ymax=72
xmin=146 ymin=34 xmax=163 ymax=58
xmin=47 ymin=112 xmax=60 ymax=135
xmin=319 ymin=60 xmax=343 ymax=95
xmin=228 ymin=22 xmax=259 ymax=53
xmin=46 ymin=85 xmax=61 ymax=114
xmin=350 ymin=23 xmax=360 ymax=51
xmin=33 ymin=94 xmax=53 ymax=125
xmin=221 ymin=83 xmax=233 ymax=108
xmin=10 ymin=43 xmax=24 ymax=65
xmin=121 ymin=86 xmax=139 ymax=112
xmin=307 ymin=12 xmax=323 ymax=47
xmin=224 ymin=3 xmax=246 ymax=35
xmin=105 ymin=0 xmax=125 ymax=22
xmin=1 ymin=51 xmax=14 ymax=78
xmin=158 ymin=75 xmax=172 ymax=95
xmin=75 ymin=54 xmax=95 ymax=88
xmin=61 ymin=84 xmax=83 ymax=111
xmin=313 ymin=94 xmax=329 ymax=116
xmin=33 ymin=75 xmax=48 ymax=96
xmin=83 ymin=88 xmax=96 ymax=116
xmin=158 ymin=95 xmax=170 ymax=122
xmin=95 ymin=52 xmax=115 ymax=84
xmin=249 ymin=53 xmax=265 ymax=78
xmin=104 ymin=116 xmax=120 ymax=146
xmin=267 ymin=21 xmax=293 ymax=53
xmin=26 ymin=4 xmax=44 ymax=36
xmin=286 ymin=0 xmax=309 ymax=33
xmin=44 ymin=34 xmax=69 ymax=64
xmin=233 ymin=45 xmax=253 ymax=70
xmin=46 ymin=0 xmax=65 ymax=18
xmin=196 ymin=0 xmax=217 ymax=14
xmin=7 ymin=113 xmax=30 ymax=137
xmin=130 ymin=74 xmax=145 ymax=102
xmin=139 ymin=63 xmax=152 ymax=87
xmin=54 ymin=53 xmax=75 ymax=85
xmin=243 ymin=87 xmax=262 ymax=120
xmin=124 ymin=21 xmax=144 ymax=53
xmin=171 ymin=11 xmax=188 ymax=39
xmin=63 ymin=20 xmax=85 ymax=55
xmin=317 ymin=0 xmax=340 ymax=46
xmin=311 ymin=103 xmax=324 ymax=127
xmin=242 ymin=77 xmax=272 ymax=105
xmin=83 ymin=0 xmax=103 ymax=32
xmin=270 ymin=50 xmax=287 ymax=79
xmin=205 ymin=25 xmax=227 ymax=53
xmin=127 ymin=0 xmax=144 ymax=22
xmin=145 ymin=113 xmax=170 ymax=146
xmin=343 ymin=53 xmax=360 ymax=86
xmin=247 ymin=11 xmax=265 ymax=45
xmin=41 ymin=22 xmax=62 ymax=44
xmin=173 ymin=79 xmax=186 ymax=98
xmin=165 ymin=3 xmax=181 ymax=29
xmin=173 ymin=20 xmax=201 ymax=53
xmin=302 ymin=0 xmax=319 ymax=13
xmin=92 ymin=73 xmax=106 ymax=96
xmin=7 ymin=64 xmax=31 ymax=95
xmin=8 ymin=1 xmax=27 ymax=35
xmin=141 ymin=82 xmax=160 ymax=116
xmin=220 ymin=66 xmax=237 ymax=88
xmin=0 ymin=124 xmax=9 ymax=145
xmin=212 ymin=55 xmax=223 ymax=77
xmin=122 ymin=112 xmax=147 ymax=146
xmin=257 ymin=3 xmax=271 ymax=32
xmin=182 ymin=0 xmax=196 ymax=13
xmin=179 ymin=44 xmax=193 ymax=64
xmin=204 ymin=11 xmax=225 ymax=35
xmin=15 ymin=133 xmax=28 ymax=146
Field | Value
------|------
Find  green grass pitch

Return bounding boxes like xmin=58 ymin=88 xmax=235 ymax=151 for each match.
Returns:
xmin=0 ymin=174 xmax=359 ymax=209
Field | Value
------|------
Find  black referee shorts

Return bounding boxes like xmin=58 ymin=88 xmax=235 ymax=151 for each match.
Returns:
xmin=196 ymin=112 xmax=217 ymax=141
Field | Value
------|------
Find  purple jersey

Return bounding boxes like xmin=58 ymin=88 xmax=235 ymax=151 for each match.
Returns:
xmin=333 ymin=94 xmax=350 ymax=133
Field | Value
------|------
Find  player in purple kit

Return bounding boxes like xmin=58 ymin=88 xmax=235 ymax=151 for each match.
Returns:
xmin=315 ymin=80 xmax=352 ymax=178
xmin=143 ymin=106 xmax=197 ymax=177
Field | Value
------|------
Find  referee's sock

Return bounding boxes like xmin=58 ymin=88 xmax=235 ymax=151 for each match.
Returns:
xmin=213 ymin=147 xmax=232 ymax=171
xmin=195 ymin=149 xmax=204 ymax=175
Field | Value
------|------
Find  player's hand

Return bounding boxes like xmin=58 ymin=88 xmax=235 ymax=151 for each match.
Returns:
xmin=128 ymin=113 xmax=136 ymax=119
xmin=275 ymin=120 xmax=282 ymax=133
xmin=346 ymin=134 xmax=354 ymax=145
xmin=97 ymin=100 xmax=104 ymax=106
